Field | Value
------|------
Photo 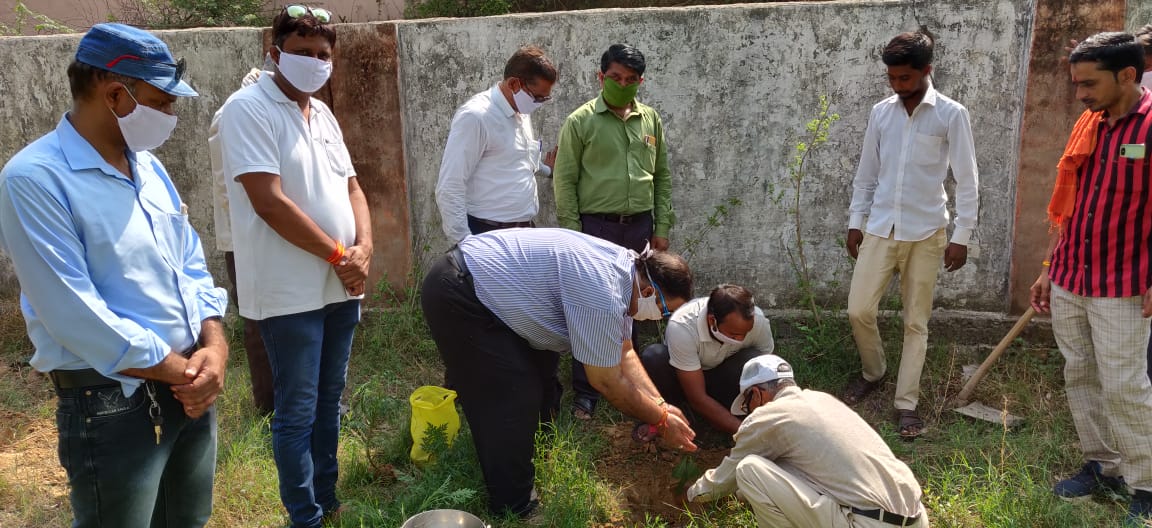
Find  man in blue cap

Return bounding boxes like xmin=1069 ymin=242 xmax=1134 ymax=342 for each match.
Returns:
xmin=0 ymin=23 xmax=228 ymax=527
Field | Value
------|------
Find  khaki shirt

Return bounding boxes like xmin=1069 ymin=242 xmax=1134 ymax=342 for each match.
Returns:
xmin=688 ymin=386 xmax=923 ymax=517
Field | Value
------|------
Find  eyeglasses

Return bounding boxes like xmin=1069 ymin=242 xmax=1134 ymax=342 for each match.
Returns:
xmin=285 ymin=4 xmax=332 ymax=23
xmin=518 ymin=78 xmax=552 ymax=103
xmin=104 ymin=55 xmax=186 ymax=83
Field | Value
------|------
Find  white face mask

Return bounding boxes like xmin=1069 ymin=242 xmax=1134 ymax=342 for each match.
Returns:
xmin=276 ymin=47 xmax=332 ymax=93
xmin=710 ymin=324 xmax=745 ymax=347
xmin=513 ymin=89 xmax=544 ymax=115
xmin=633 ymin=270 xmax=666 ymax=321
xmin=111 ymin=89 xmax=178 ymax=153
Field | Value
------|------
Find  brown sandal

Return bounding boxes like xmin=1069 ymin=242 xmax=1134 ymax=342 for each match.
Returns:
xmin=841 ymin=376 xmax=882 ymax=405
xmin=897 ymin=409 xmax=925 ymax=439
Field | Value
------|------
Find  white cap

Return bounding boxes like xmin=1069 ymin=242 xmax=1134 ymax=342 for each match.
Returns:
xmin=730 ymin=354 xmax=794 ymax=415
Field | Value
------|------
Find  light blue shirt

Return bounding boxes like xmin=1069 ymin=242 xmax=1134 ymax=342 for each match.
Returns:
xmin=0 ymin=115 xmax=227 ymax=396
xmin=459 ymin=228 xmax=633 ymax=367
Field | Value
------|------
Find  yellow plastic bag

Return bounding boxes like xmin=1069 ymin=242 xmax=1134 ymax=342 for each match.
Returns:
xmin=409 ymin=385 xmax=460 ymax=463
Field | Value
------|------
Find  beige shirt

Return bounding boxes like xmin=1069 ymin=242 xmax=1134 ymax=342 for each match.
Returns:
xmin=688 ymin=386 xmax=923 ymax=517
xmin=665 ymin=297 xmax=774 ymax=371
xmin=209 ymin=68 xmax=263 ymax=252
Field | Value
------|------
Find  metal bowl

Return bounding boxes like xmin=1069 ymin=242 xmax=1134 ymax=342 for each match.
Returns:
xmin=400 ymin=509 xmax=488 ymax=528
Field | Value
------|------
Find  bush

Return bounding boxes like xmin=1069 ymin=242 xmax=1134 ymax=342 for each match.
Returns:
xmin=405 ymin=0 xmax=511 ymax=19
xmin=112 ymin=0 xmax=269 ymax=28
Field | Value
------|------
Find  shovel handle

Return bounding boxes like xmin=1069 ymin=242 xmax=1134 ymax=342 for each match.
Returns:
xmin=955 ymin=307 xmax=1036 ymax=405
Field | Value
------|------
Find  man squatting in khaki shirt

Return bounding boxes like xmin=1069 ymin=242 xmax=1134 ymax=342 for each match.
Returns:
xmin=688 ymin=355 xmax=928 ymax=527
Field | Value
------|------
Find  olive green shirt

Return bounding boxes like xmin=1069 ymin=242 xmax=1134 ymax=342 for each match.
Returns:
xmin=553 ymin=95 xmax=674 ymax=238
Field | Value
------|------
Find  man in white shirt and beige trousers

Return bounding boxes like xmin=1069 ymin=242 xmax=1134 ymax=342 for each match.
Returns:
xmin=841 ymin=31 xmax=979 ymax=439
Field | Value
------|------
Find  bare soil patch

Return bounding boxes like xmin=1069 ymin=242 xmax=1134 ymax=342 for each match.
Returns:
xmin=594 ymin=422 xmax=730 ymax=527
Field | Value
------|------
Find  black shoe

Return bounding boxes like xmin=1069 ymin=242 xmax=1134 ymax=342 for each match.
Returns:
xmin=1053 ymin=461 xmax=1127 ymax=500
xmin=1126 ymin=490 xmax=1152 ymax=527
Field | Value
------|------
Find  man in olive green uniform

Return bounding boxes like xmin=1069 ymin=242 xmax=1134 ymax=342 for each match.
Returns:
xmin=553 ymin=43 xmax=675 ymax=420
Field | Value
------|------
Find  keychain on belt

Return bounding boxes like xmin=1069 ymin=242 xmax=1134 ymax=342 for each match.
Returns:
xmin=145 ymin=382 xmax=163 ymax=445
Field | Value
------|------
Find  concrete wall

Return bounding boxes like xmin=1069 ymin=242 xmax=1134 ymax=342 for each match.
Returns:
xmin=1 ymin=0 xmax=1142 ymax=313
xmin=399 ymin=0 xmax=1032 ymax=310
xmin=0 ymin=27 xmax=266 ymax=291
xmin=1007 ymin=0 xmax=1126 ymax=313
xmin=1130 ymin=0 xmax=1152 ymax=33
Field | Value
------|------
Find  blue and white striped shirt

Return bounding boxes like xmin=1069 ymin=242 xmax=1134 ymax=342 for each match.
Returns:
xmin=459 ymin=228 xmax=633 ymax=367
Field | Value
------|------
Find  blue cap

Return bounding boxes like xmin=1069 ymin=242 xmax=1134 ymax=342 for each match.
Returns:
xmin=75 ymin=23 xmax=197 ymax=97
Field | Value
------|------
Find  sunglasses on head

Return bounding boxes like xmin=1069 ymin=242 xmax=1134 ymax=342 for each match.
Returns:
xmin=285 ymin=4 xmax=332 ymax=23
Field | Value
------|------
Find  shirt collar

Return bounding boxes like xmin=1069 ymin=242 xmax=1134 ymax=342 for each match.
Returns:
xmin=594 ymin=93 xmax=610 ymax=114
xmin=1137 ymin=88 xmax=1152 ymax=115
xmin=56 ymin=113 xmax=134 ymax=178
xmin=1104 ymin=87 xmax=1152 ymax=121
xmin=884 ymin=80 xmax=939 ymax=108
xmin=594 ymin=93 xmax=643 ymax=118
xmin=490 ymin=83 xmax=516 ymax=118
xmin=921 ymin=82 xmax=939 ymax=106
xmin=257 ymin=73 xmax=295 ymax=104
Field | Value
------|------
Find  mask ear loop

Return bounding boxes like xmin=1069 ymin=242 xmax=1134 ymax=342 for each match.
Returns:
xmin=638 ymin=241 xmax=654 ymax=260
xmin=642 ymin=262 xmax=670 ymax=318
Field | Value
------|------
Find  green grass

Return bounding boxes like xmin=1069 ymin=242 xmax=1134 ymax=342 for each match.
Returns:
xmin=0 ymin=291 xmax=1140 ymax=527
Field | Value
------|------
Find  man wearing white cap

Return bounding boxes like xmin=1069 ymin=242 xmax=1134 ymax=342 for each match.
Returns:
xmin=687 ymin=355 xmax=929 ymax=527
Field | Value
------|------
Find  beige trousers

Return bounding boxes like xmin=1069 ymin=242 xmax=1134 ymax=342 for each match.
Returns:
xmin=1051 ymin=284 xmax=1152 ymax=489
xmin=735 ymin=455 xmax=927 ymax=528
xmin=847 ymin=229 xmax=947 ymax=410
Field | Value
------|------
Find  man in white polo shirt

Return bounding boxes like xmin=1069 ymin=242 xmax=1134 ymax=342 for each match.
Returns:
xmin=641 ymin=284 xmax=774 ymax=435
xmin=435 ymin=45 xmax=558 ymax=241
xmin=216 ymin=6 xmax=371 ymax=528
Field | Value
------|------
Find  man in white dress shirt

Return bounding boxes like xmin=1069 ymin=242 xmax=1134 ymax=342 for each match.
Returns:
xmin=841 ymin=30 xmax=979 ymax=439
xmin=435 ymin=46 xmax=558 ymax=242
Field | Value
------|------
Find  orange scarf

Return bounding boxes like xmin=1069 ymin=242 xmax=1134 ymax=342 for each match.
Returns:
xmin=1048 ymin=109 xmax=1104 ymax=229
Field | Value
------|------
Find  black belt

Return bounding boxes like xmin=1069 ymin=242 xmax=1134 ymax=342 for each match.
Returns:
xmin=467 ymin=215 xmax=534 ymax=229
xmin=851 ymin=507 xmax=919 ymax=526
xmin=448 ymin=245 xmax=470 ymax=278
xmin=588 ymin=211 xmax=650 ymax=224
xmin=48 ymin=344 xmax=200 ymax=390
xmin=48 ymin=368 xmax=119 ymax=390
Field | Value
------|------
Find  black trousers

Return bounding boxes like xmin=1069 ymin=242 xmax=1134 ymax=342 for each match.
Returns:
xmin=420 ymin=253 xmax=559 ymax=517
xmin=572 ymin=211 xmax=655 ymax=407
xmin=639 ymin=343 xmax=766 ymax=426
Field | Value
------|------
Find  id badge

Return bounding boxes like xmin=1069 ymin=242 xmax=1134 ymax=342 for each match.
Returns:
xmin=1120 ymin=143 xmax=1146 ymax=159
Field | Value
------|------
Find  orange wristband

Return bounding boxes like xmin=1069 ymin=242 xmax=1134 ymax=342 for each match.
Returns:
xmin=326 ymin=242 xmax=345 ymax=264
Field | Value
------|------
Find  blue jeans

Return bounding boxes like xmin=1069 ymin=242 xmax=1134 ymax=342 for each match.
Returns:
xmin=56 ymin=381 xmax=216 ymax=528
xmin=260 ymin=300 xmax=360 ymax=528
